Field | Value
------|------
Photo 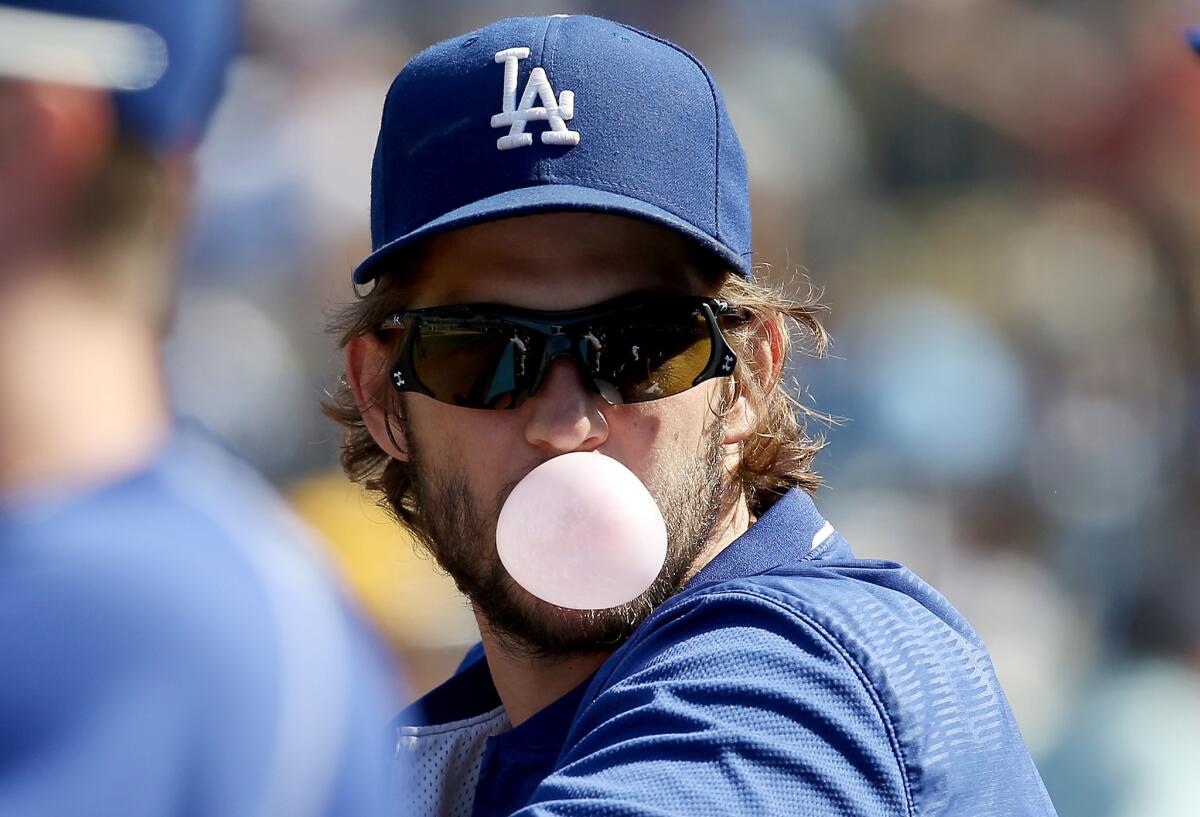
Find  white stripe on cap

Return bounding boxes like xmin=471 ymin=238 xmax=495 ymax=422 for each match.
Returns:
xmin=0 ymin=5 xmax=166 ymax=90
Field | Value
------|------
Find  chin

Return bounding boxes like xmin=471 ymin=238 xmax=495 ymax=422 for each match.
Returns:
xmin=463 ymin=557 xmax=688 ymax=661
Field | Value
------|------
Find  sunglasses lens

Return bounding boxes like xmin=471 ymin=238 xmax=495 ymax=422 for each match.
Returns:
xmin=412 ymin=321 xmax=531 ymax=409
xmin=585 ymin=311 xmax=714 ymax=403
xmin=394 ymin=299 xmax=728 ymax=410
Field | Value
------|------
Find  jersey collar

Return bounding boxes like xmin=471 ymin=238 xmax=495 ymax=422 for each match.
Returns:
xmin=397 ymin=487 xmax=847 ymax=731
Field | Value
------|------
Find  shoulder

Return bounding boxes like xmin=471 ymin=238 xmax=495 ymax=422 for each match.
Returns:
xmin=574 ymin=556 xmax=1051 ymax=813
xmin=0 ymin=433 xmax=396 ymax=815
xmin=546 ymin=562 xmax=923 ymax=814
xmin=721 ymin=559 xmax=993 ymax=700
xmin=0 ymin=442 xmax=285 ymax=651
xmin=0 ymin=484 xmax=282 ymax=815
xmin=0 ymin=444 xmax=288 ymax=733
xmin=583 ymin=562 xmax=953 ymax=758
xmin=601 ymin=555 xmax=986 ymax=696
xmin=0 ymin=428 xmax=359 ymax=730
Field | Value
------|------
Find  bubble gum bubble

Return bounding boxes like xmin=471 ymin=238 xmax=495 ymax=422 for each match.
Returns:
xmin=495 ymin=451 xmax=667 ymax=610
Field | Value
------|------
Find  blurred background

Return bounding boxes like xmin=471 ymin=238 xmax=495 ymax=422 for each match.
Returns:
xmin=167 ymin=1 xmax=1199 ymax=813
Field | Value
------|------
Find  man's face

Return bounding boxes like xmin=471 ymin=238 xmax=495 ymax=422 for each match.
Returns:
xmin=356 ymin=213 xmax=740 ymax=658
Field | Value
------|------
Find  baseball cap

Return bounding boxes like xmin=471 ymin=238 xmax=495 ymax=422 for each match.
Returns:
xmin=354 ymin=14 xmax=752 ymax=285
xmin=0 ymin=0 xmax=239 ymax=149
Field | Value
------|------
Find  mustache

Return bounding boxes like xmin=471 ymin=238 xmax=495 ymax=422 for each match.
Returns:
xmin=489 ymin=450 xmax=665 ymax=525
xmin=491 ymin=469 xmax=533 ymax=523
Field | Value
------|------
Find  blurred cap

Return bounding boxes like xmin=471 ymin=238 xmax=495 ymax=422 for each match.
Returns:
xmin=354 ymin=14 xmax=752 ymax=285
xmin=0 ymin=0 xmax=240 ymax=149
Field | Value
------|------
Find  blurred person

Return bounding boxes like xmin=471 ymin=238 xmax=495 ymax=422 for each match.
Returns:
xmin=0 ymin=2 xmax=403 ymax=815
xmin=328 ymin=15 xmax=1057 ymax=816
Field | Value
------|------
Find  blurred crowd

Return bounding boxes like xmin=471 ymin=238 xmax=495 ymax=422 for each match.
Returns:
xmin=168 ymin=1 xmax=1200 ymax=813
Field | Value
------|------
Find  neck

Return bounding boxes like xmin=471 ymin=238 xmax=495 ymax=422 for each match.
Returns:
xmin=480 ymin=492 xmax=753 ymax=727
xmin=0 ymin=270 xmax=169 ymax=496
xmin=477 ymin=631 xmax=611 ymax=728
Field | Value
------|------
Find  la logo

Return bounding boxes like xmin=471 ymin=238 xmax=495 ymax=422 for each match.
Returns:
xmin=490 ymin=47 xmax=580 ymax=151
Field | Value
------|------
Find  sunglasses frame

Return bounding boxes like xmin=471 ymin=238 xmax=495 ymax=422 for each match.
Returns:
xmin=377 ymin=292 xmax=747 ymax=410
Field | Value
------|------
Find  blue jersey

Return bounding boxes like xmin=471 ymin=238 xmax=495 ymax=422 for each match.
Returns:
xmin=0 ymin=429 xmax=402 ymax=817
xmin=395 ymin=489 xmax=1057 ymax=816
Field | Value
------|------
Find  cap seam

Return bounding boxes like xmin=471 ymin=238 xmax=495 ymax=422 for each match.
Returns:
xmin=617 ymin=24 xmax=722 ymax=242
xmin=374 ymin=70 xmax=409 ymax=246
xmin=534 ymin=16 xmax=559 ymax=183
xmin=375 ymin=31 xmax=487 ymax=243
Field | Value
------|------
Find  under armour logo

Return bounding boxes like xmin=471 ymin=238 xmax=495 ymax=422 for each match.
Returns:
xmin=491 ymin=47 xmax=580 ymax=151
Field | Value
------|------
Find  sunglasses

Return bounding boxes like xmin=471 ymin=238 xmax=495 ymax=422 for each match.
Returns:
xmin=378 ymin=292 xmax=747 ymax=410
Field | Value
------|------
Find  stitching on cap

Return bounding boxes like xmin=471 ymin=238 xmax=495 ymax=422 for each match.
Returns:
xmin=617 ymin=23 xmax=722 ymax=240
xmin=534 ymin=17 xmax=557 ymax=183
xmin=376 ymin=32 xmax=475 ymax=242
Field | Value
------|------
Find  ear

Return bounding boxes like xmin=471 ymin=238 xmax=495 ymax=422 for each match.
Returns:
xmin=22 ymin=81 xmax=115 ymax=192
xmin=722 ymin=314 xmax=785 ymax=446
xmin=346 ymin=333 xmax=410 ymax=462
xmin=0 ymin=81 xmax=114 ymax=258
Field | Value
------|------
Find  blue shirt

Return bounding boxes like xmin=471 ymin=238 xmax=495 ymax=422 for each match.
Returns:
xmin=396 ymin=489 xmax=1057 ymax=816
xmin=0 ymin=429 xmax=402 ymax=817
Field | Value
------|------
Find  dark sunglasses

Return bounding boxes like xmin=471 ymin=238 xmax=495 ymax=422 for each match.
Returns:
xmin=378 ymin=292 xmax=747 ymax=410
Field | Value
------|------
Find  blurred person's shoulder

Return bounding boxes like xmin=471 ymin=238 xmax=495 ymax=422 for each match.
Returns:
xmin=0 ymin=422 xmax=387 ymax=696
xmin=0 ymin=424 xmax=317 ymax=632
xmin=0 ymin=425 xmax=398 ymax=816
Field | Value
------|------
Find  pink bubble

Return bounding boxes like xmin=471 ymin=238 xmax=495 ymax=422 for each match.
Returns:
xmin=495 ymin=452 xmax=668 ymax=610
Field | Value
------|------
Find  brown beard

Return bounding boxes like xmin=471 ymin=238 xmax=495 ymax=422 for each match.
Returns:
xmin=402 ymin=399 xmax=731 ymax=661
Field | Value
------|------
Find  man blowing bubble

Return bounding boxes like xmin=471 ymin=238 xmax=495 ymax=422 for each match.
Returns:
xmin=328 ymin=14 xmax=1059 ymax=817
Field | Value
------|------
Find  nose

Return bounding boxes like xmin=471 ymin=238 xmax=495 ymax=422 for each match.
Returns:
xmin=523 ymin=356 xmax=609 ymax=455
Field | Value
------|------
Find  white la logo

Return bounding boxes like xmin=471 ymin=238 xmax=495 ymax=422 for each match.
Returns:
xmin=490 ymin=47 xmax=580 ymax=151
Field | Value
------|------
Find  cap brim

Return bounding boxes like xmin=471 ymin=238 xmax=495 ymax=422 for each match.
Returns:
xmin=0 ymin=6 xmax=167 ymax=91
xmin=352 ymin=184 xmax=749 ymax=285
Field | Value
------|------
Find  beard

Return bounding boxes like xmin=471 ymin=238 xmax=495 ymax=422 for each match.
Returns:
xmin=403 ymin=400 xmax=732 ymax=661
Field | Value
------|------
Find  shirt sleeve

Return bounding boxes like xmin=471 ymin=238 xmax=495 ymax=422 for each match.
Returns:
xmin=510 ymin=587 xmax=911 ymax=817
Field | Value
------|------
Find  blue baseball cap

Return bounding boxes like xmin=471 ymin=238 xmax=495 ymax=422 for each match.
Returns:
xmin=354 ymin=14 xmax=752 ymax=285
xmin=0 ymin=0 xmax=239 ymax=149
